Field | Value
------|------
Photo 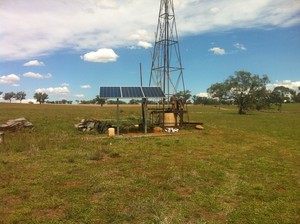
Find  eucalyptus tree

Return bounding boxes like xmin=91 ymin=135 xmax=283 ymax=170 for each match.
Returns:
xmin=207 ymin=71 xmax=270 ymax=114
xmin=4 ymin=92 xmax=16 ymax=103
xmin=16 ymin=91 xmax=26 ymax=103
xmin=271 ymin=86 xmax=295 ymax=111
xmin=34 ymin=92 xmax=49 ymax=104
xmin=207 ymin=82 xmax=229 ymax=108
xmin=94 ymin=95 xmax=106 ymax=106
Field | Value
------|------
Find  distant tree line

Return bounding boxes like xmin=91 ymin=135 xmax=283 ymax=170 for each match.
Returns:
xmin=0 ymin=91 xmax=72 ymax=105
xmin=46 ymin=100 xmax=73 ymax=104
xmin=1 ymin=71 xmax=299 ymax=112
xmin=201 ymin=70 xmax=300 ymax=114
xmin=77 ymin=94 xmax=194 ymax=106
xmin=77 ymin=95 xmax=107 ymax=106
xmin=0 ymin=91 xmax=27 ymax=103
xmin=77 ymin=96 xmax=160 ymax=106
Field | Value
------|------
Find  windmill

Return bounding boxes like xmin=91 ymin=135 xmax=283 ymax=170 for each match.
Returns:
xmin=149 ymin=0 xmax=189 ymax=127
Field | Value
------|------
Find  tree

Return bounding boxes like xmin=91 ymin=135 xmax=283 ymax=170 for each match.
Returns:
xmin=192 ymin=95 xmax=218 ymax=105
xmin=294 ymin=93 xmax=300 ymax=103
xmin=34 ymin=92 xmax=49 ymax=104
xmin=270 ymin=86 xmax=295 ymax=111
xmin=107 ymin=100 xmax=127 ymax=104
xmin=78 ymin=95 xmax=106 ymax=105
xmin=173 ymin=90 xmax=192 ymax=103
xmin=61 ymin=99 xmax=68 ymax=104
xmin=4 ymin=92 xmax=16 ymax=103
xmin=15 ymin=91 xmax=26 ymax=103
xmin=207 ymin=82 xmax=229 ymax=108
xmin=94 ymin=95 xmax=106 ymax=106
xmin=129 ymin=99 xmax=139 ymax=104
xmin=255 ymin=89 xmax=272 ymax=111
xmin=207 ymin=71 xmax=270 ymax=114
xmin=291 ymin=86 xmax=300 ymax=103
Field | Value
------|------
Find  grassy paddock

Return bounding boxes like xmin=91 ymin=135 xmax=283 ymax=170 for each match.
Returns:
xmin=0 ymin=103 xmax=299 ymax=223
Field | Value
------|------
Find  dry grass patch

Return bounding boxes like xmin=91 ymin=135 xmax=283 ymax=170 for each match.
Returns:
xmin=0 ymin=103 xmax=299 ymax=223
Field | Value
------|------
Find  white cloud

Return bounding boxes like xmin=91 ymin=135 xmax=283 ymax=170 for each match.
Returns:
xmin=23 ymin=72 xmax=52 ymax=79
xmin=23 ymin=60 xmax=45 ymax=66
xmin=137 ymin=41 xmax=153 ymax=49
xmin=80 ymin=48 xmax=119 ymax=63
xmin=35 ymin=86 xmax=70 ymax=95
xmin=209 ymin=47 xmax=226 ymax=55
xmin=0 ymin=74 xmax=20 ymax=86
xmin=267 ymin=80 xmax=300 ymax=91
xmin=20 ymin=98 xmax=39 ymax=104
xmin=61 ymin=83 xmax=70 ymax=87
xmin=234 ymin=43 xmax=247 ymax=51
xmin=130 ymin=29 xmax=150 ymax=41
xmin=80 ymin=85 xmax=91 ymax=89
xmin=210 ymin=7 xmax=220 ymax=14
xmin=1 ymin=0 xmax=299 ymax=61
xmin=197 ymin=92 xmax=209 ymax=97
xmin=75 ymin=94 xmax=85 ymax=98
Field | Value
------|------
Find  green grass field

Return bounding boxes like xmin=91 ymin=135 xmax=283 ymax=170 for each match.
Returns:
xmin=0 ymin=103 xmax=299 ymax=223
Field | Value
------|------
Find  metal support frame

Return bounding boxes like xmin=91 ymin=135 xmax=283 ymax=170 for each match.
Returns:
xmin=149 ymin=0 xmax=189 ymax=127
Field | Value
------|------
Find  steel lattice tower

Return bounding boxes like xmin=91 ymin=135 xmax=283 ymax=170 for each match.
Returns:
xmin=149 ymin=0 xmax=186 ymax=103
xmin=149 ymin=0 xmax=188 ymax=126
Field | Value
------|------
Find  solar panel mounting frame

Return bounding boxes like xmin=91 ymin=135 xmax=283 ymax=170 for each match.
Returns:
xmin=99 ymin=86 xmax=165 ymax=99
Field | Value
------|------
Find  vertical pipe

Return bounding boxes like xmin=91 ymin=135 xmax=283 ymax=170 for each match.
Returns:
xmin=140 ymin=63 xmax=143 ymax=86
xmin=143 ymin=99 xmax=148 ymax=134
xmin=117 ymin=98 xmax=120 ymax=136
xmin=140 ymin=63 xmax=146 ymax=133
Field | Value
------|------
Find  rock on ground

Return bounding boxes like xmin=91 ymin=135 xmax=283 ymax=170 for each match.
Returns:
xmin=75 ymin=119 xmax=112 ymax=133
xmin=0 ymin=117 xmax=33 ymax=132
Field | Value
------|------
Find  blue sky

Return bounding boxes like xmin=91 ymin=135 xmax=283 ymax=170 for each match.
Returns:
xmin=1 ymin=0 xmax=300 ymax=103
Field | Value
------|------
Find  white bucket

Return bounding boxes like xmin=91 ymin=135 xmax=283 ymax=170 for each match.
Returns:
xmin=108 ymin=128 xmax=115 ymax=137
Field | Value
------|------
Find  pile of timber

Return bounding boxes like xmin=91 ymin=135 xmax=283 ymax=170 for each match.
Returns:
xmin=0 ymin=117 xmax=33 ymax=132
xmin=75 ymin=119 xmax=112 ymax=133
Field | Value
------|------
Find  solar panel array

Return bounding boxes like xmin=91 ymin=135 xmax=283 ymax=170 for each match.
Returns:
xmin=100 ymin=86 xmax=165 ymax=98
xmin=122 ymin=87 xmax=143 ymax=98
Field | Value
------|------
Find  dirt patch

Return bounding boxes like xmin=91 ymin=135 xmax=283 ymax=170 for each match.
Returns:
xmin=60 ymin=181 xmax=85 ymax=189
xmin=175 ymin=186 xmax=194 ymax=197
xmin=0 ymin=195 xmax=23 ymax=221
xmin=31 ymin=207 xmax=65 ymax=220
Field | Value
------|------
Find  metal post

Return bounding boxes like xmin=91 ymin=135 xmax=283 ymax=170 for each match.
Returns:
xmin=140 ymin=63 xmax=143 ymax=86
xmin=117 ymin=98 xmax=120 ymax=136
xmin=140 ymin=63 xmax=146 ymax=133
xmin=143 ymin=99 xmax=147 ymax=134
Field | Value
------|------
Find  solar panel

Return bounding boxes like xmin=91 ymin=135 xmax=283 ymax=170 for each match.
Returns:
xmin=99 ymin=86 xmax=165 ymax=98
xmin=100 ymin=87 xmax=121 ymax=98
xmin=142 ymin=87 xmax=165 ymax=98
xmin=122 ymin=87 xmax=144 ymax=98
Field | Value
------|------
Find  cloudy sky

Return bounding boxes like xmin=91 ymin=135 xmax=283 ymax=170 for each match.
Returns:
xmin=1 ymin=0 xmax=300 ymax=102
